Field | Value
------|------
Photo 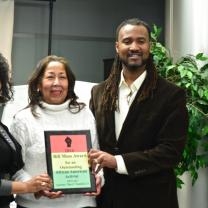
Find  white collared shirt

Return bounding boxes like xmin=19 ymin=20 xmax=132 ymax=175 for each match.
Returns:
xmin=115 ymin=70 xmax=147 ymax=174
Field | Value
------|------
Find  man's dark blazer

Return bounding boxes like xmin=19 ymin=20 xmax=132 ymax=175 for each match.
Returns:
xmin=90 ymin=75 xmax=188 ymax=208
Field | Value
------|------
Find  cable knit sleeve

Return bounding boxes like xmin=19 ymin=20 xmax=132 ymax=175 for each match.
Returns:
xmin=88 ymin=109 xmax=99 ymax=150
xmin=87 ymin=108 xmax=105 ymax=186
xmin=10 ymin=115 xmax=32 ymax=182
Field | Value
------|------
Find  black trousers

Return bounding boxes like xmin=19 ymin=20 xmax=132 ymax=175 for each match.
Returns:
xmin=1 ymin=205 xmax=10 ymax=208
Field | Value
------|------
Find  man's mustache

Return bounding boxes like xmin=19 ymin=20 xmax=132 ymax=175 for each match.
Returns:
xmin=128 ymin=52 xmax=143 ymax=57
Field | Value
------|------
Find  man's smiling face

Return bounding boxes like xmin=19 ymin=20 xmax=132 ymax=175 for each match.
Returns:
xmin=116 ymin=24 xmax=150 ymax=71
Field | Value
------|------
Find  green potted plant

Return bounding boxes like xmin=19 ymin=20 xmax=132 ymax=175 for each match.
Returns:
xmin=151 ymin=25 xmax=208 ymax=188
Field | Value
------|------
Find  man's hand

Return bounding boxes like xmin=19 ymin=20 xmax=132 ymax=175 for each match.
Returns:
xmin=88 ymin=149 xmax=117 ymax=173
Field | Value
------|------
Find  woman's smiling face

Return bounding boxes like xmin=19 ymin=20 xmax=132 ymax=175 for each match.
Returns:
xmin=38 ymin=61 xmax=69 ymax=105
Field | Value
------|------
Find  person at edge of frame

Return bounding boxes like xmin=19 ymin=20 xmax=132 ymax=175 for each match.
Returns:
xmin=0 ymin=53 xmax=52 ymax=208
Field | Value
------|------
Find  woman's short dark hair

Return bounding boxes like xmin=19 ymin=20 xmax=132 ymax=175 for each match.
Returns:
xmin=0 ymin=53 xmax=13 ymax=103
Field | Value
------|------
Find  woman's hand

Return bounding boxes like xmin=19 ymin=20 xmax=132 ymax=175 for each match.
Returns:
xmin=12 ymin=173 xmax=52 ymax=194
xmin=34 ymin=190 xmax=64 ymax=199
xmin=85 ymin=174 xmax=102 ymax=196
xmin=25 ymin=173 xmax=52 ymax=192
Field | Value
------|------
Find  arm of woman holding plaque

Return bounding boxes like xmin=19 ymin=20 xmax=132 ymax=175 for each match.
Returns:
xmin=0 ymin=53 xmax=52 ymax=208
xmin=10 ymin=55 xmax=102 ymax=208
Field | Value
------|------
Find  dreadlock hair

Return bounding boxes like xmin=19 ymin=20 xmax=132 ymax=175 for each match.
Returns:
xmin=0 ymin=53 xmax=13 ymax=103
xmin=27 ymin=55 xmax=85 ymax=117
xmin=101 ymin=18 xmax=157 ymax=112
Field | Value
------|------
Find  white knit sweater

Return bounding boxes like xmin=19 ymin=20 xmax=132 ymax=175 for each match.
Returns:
xmin=10 ymin=100 xmax=98 ymax=208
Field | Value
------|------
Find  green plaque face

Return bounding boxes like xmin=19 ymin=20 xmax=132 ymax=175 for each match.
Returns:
xmin=44 ymin=130 xmax=96 ymax=193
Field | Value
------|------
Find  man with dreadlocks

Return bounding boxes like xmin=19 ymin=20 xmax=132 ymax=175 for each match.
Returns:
xmin=89 ymin=18 xmax=188 ymax=208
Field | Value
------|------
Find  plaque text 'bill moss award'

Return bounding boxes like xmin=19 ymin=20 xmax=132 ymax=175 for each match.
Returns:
xmin=44 ymin=130 xmax=96 ymax=193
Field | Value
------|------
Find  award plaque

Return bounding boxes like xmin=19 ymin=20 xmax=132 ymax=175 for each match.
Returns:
xmin=44 ymin=130 xmax=96 ymax=193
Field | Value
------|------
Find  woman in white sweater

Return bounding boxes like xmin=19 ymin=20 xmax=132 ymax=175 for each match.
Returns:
xmin=10 ymin=55 xmax=101 ymax=208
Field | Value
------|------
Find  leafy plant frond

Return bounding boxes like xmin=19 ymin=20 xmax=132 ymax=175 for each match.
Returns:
xmin=151 ymin=25 xmax=208 ymax=188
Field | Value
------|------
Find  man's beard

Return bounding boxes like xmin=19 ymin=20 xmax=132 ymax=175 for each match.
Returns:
xmin=120 ymin=54 xmax=149 ymax=71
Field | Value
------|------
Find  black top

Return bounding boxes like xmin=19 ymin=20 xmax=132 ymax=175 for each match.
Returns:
xmin=0 ymin=122 xmax=24 ymax=206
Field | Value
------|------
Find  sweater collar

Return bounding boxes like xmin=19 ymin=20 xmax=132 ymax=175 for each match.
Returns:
xmin=40 ymin=100 xmax=70 ymax=112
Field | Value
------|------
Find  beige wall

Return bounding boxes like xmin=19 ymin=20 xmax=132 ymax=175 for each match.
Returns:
xmin=0 ymin=0 xmax=14 ymax=68
xmin=165 ymin=0 xmax=208 ymax=61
